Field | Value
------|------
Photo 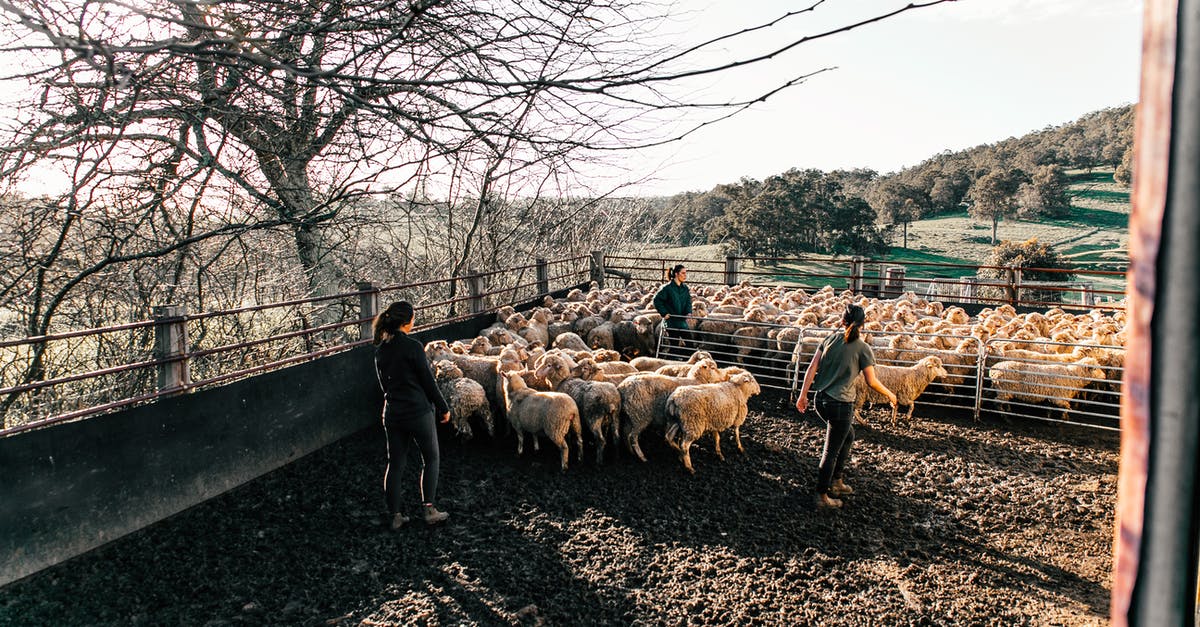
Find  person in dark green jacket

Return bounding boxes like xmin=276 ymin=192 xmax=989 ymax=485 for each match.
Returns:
xmin=653 ymin=264 xmax=693 ymax=350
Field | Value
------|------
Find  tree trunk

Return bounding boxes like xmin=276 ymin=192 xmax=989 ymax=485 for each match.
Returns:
xmin=991 ymin=216 xmax=999 ymax=245
xmin=903 ymin=221 xmax=908 ymax=248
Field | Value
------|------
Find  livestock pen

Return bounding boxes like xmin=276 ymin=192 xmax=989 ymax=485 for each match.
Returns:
xmin=1 ymin=255 xmax=1123 ymax=624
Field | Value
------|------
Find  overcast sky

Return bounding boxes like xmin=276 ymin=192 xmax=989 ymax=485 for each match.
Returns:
xmin=612 ymin=0 xmax=1144 ymax=196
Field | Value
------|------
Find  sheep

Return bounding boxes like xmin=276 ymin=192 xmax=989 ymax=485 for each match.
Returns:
xmin=501 ymin=372 xmax=583 ymax=471
xmin=851 ymin=355 xmax=948 ymax=426
xmin=425 ymin=340 xmax=504 ymax=418
xmin=617 ymin=358 xmax=725 ymax=462
xmin=538 ymin=354 xmax=621 ymax=465
xmin=988 ymin=357 xmax=1106 ymax=420
xmin=630 ymin=350 xmax=712 ymax=372
xmin=553 ymin=331 xmax=590 ymax=352
xmin=662 ymin=371 xmax=762 ymax=474
xmin=433 ymin=360 xmax=494 ymax=439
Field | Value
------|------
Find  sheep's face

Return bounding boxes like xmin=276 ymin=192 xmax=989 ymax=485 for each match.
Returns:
xmin=435 ymin=360 xmax=465 ymax=380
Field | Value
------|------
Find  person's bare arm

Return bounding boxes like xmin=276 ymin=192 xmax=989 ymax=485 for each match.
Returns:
xmin=795 ymin=348 xmax=823 ymax=413
xmin=862 ymin=365 xmax=897 ymax=406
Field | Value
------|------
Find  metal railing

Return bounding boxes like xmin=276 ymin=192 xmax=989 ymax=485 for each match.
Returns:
xmin=605 ymin=254 xmax=1127 ymax=311
xmin=653 ymin=316 xmax=1122 ymax=431
xmin=0 ymin=256 xmax=592 ymax=436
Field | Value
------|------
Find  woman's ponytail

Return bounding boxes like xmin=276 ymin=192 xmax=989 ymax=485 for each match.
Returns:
xmin=842 ymin=304 xmax=866 ymax=344
xmin=667 ymin=264 xmax=686 ymax=281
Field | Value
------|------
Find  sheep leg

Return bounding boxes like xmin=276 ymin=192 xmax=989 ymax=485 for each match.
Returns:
xmin=608 ymin=416 xmax=621 ymax=459
xmin=678 ymin=434 xmax=697 ymax=474
xmin=905 ymin=404 xmax=915 ymax=423
xmin=550 ymin=434 xmax=570 ymax=472
xmin=734 ymin=426 xmax=744 ymax=453
xmin=712 ymin=431 xmax=724 ymax=461
xmin=515 ymin=431 xmax=525 ymax=456
xmin=483 ymin=408 xmax=495 ymax=436
xmin=589 ymin=421 xmax=606 ymax=465
xmin=627 ymin=423 xmax=648 ymax=462
xmin=663 ymin=423 xmax=681 ymax=451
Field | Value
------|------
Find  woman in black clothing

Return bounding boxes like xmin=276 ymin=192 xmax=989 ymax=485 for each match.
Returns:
xmin=373 ymin=301 xmax=451 ymax=528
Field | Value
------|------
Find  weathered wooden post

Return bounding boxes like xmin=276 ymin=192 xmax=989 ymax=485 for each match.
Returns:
xmin=1005 ymin=266 xmax=1022 ymax=308
xmin=356 ymin=282 xmax=379 ymax=341
xmin=850 ymin=256 xmax=865 ymax=293
xmin=883 ymin=266 xmax=906 ymax=299
xmin=153 ymin=305 xmax=189 ymax=393
xmin=536 ymin=258 xmax=549 ymax=295
xmin=590 ymin=251 xmax=605 ymax=288
xmin=725 ymin=255 xmax=740 ymax=286
xmin=466 ymin=270 xmax=487 ymax=314
xmin=1080 ymin=282 xmax=1095 ymax=307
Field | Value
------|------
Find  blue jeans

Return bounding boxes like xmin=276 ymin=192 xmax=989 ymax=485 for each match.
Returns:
xmin=814 ymin=393 xmax=855 ymax=494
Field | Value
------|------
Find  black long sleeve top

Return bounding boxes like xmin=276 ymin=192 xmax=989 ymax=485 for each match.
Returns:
xmin=375 ymin=332 xmax=449 ymax=420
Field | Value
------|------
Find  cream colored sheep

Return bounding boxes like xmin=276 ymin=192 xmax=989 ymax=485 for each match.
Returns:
xmin=663 ymin=371 xmax=761 ymax=474
xmin=851 ymin=355 xmax=948 ymax=426
xmin=501 ymin=372 xmax=583 ymax=471
xmin=538 ymin=355 xmax=621 ymax=465
xmin=988 ymin=357 xmax=1106 ymax=420
xmin=617 ymin=358 xmax=725 ymax=462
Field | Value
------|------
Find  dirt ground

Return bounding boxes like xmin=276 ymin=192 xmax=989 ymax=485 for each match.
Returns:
xmin=0 ymin=394 xmax=1118 ymax=626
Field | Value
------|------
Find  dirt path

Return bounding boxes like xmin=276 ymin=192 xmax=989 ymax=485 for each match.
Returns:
xmin=0 ymin=396 xmax=1118 ymax=626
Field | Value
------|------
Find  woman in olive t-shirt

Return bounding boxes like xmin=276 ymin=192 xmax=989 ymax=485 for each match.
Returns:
xmin=795 ymin=304 xmax=897 ymax=509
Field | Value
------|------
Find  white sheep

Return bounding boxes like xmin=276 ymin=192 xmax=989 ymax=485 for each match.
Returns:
xmin=538 ymin=354 xmax=621 ymax=465
xmin=988 ymin=357 xmax=1106 ymax=421
xmin=552 ymin=331 xmax=590 ymax=352
xmin=617 ymin=358 xmax=725 ymax=462
xmin=851 ymin=355 xmax=948 ymax=426
xmin=662 ymin=371 xmax=761 ymax=474
xmin=501 ymin=372 xmax=583 ymax=471
xmin=433 ymin=360 xmax=494 ymax=439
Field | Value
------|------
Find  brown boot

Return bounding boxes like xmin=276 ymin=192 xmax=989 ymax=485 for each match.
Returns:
xmin=830 ymin=480 xmax=854 ymax=497
xmin=815 ymin=493 xmax=843 ymax=509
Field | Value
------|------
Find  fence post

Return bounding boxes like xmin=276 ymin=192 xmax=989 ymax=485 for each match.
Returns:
xmin=536 ymin=258 xmax=549 ymax=294
xmin=1080 ymin=282 xmax=1094 ymax=307
xmin=725 ymin=255 xmax=740 ymax=286
xmin=850 ymin=256 xmax=864 ymax=293
xmin=356 ymin=281 xmax=379 ymax=341
xmin=465 ymin=270 xmax=487 ymax=314
xmin=883 ymin=266 xmax=906 ymax=299
xmin=590 ymin=250 xmax=605 ymax=288
xmin=959 ymin=277 xmax=978 ymax=304
xmin=154 ymin=305 xmax=189 ymax=394
xmin=1006 ymin=266 xmax=1022 ymax=308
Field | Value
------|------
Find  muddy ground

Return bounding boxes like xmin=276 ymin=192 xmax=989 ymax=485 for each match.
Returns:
xmin=0 ymin=394 xmax=1118 ymax=626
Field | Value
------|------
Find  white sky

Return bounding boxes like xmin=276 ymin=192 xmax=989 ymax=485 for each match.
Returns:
xmin=612 ymin=0 xmax=1144 ymax=196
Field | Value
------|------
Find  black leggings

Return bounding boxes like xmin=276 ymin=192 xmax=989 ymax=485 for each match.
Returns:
xmin=383 ymin=411 xmax=440 ymax=514
xmin=814 ymin=394 xmax=855 ymax=494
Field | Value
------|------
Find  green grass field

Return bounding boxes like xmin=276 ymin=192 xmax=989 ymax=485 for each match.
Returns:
xmin=632 ymin=169 xmax=1130 ymax=299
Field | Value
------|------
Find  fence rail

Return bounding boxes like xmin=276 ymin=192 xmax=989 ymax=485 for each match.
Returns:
xmin=655 ymin=316 xmax=1122 ymax=431
xmin=3 ymin=251 xmax=1127 ymax=436
xmin=606 ymin=253 xmax=1127 ymax=310
xmin=0 ymin=256 xmax=592 ymax=436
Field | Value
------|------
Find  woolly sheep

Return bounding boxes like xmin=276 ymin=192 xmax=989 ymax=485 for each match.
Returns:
xmin=988 ymin=357 xmax=1106 ymax=420
xmin=617 ymin=358 xmax=725 ymax=462
xmin=663 ymin=371 xmax=761 ymax=474
xmin=553 ymin=331 xmax=590 ymax=352
xmin=426 ymin=340 xmax=504 ymax=418
xmin=851 ymin=355 xmax=948 ymax=426
xmin=539 ymin=355 xmax=621 ymax=465
xmin=501 ymin=372 xmax=583 ymax=471
xmin=433 ymin=360 xmax=494 ymax=439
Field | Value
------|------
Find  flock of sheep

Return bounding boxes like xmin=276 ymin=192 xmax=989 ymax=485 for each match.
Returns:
xmin=422 ymin=280 xmax=1127 ymax=471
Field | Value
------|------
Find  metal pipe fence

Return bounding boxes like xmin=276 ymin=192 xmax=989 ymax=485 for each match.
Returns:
xmin=652 ymin=317 xmax=1122 ymax=431
xmin=606 ymin=254 xmax=1127 ymax=311
xmin=0 ymin=256 xmax=591 ymax=435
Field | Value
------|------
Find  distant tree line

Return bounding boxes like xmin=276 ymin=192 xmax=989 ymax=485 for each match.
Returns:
xmin=645 ymin=104 xmax=1134 ymax=255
